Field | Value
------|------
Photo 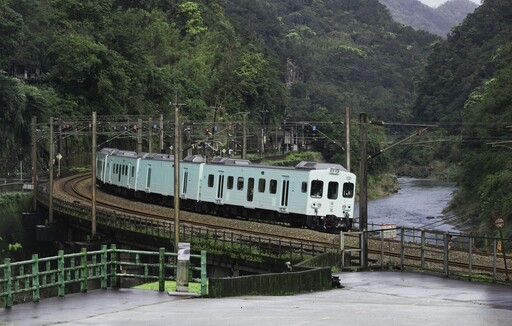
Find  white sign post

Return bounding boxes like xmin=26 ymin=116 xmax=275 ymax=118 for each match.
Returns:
xmin=176 ymin=242 xmax=190 ymax=292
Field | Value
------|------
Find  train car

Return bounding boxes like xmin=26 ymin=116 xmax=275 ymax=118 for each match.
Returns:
xmin=96 ymin=148 xmax=356 ymax=232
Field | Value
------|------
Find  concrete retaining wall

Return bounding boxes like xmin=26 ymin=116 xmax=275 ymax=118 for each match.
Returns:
xmin=208 ymin=266 xmax=332 ymax=297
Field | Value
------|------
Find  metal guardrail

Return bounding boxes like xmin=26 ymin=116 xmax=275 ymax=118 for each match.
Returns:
xmin=341 ymin=227 xmax=511 ymax=283
xmin=0 ymin=245 xmax=207 ymax=308
xmin=40 ymin=194 xmax=333 ymax=263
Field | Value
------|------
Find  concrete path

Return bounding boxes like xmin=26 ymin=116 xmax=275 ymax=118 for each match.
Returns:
xmin=1 ymin=271 xmax=511 ymax=325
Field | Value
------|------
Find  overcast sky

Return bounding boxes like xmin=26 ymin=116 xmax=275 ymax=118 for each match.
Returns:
xmin=418 ymin=0 xmax=481 ymax=7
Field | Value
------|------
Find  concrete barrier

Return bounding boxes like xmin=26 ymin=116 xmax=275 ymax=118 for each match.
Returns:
xmin=208 ymin=266 xmax=332 ymax=297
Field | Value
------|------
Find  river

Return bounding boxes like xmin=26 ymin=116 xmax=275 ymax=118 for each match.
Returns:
xmin=355 ymin=178 xmax=461 ymax=233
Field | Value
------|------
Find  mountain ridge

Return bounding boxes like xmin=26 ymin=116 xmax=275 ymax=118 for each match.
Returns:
xmin=379 ymin=0 xmax=478 ymax=37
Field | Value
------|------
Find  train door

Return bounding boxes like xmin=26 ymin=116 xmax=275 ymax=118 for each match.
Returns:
xmin=107 ymin=161 xmax=112 ymax=184
xmin=181 ymin=168 xmax=189 ymax=198
xmin=279 ymin=176 xmax=290 ymax=211
xmin=216 ymin=172 xmax=225 ymax=203
xmin=127 ymin=162 xmax=131 ymax=186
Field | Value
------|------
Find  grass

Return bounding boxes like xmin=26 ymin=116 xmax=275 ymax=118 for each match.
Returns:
xmin=133 ymin=280 xmax=205 ymax=295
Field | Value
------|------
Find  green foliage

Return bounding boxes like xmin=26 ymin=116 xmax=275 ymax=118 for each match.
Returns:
xmin=411 ymin=0 xmax=512 ymax=234
xmin=0 ymin=192 xmax=31 ymax=259
xmin=134 ymin=280 xmax=204 ymax=294
xmin=262 ymin=151 xmax=323 ymax=166
xmin=224 ymin=0 xmax=436 ymax=121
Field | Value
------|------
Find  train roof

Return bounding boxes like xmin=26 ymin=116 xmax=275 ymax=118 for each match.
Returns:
xmin=99 ymin=148 xmax=348 ymax=171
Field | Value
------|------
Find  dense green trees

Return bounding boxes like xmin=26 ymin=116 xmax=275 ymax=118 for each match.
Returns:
xmin=411 ymin=0 xmax=512 ymax=234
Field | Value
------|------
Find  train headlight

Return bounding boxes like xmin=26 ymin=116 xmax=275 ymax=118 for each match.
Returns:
xmin=311 ymin=202 xmax=322 ymax=209
xmin=342 ymin=205 xmax=347 ymax=210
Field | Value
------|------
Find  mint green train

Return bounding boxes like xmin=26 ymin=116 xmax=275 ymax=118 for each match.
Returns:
xmin=96 ymin=148 xmax=356 ymax=232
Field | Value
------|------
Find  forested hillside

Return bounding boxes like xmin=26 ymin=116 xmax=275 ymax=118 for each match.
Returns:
xmin=378 ymin=0 xmax=478 ymax=37
xmin=0 ymin=0 xmax=436 ymax=175
xmin=411 ymin=0 xmax=512 ymax=234
xmin=224 ymin=0 xmax=437 ymax=121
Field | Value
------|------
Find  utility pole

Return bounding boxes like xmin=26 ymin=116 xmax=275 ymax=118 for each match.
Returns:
xmin=48 ymin=117 xmax=54 ymax=224
xmin=148 ymin=118 xmax=152 ymax=153
xmin=359 ymin=112 xmax=368 ymax=268
xmin=91 ymin=112 xmax=97 ymax=239
xmin=242 ymin=113 xmax=248 ymax=159
xmin=172 ymin=102 xmax=181 ymax=251
xmin=159 ymin=114 xmax=164 ymax=153
xmin=31 ymin=117 xmax=37 ymax=211
xmin=136 ymin=118 xmax=142 ymax=153
xmin=345 ymin=107 xmax=351 ymax=172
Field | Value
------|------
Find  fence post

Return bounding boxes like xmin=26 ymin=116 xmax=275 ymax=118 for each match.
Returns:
xmin=110 ymin=244 xmax=118 ymax=288
xmin=380 ymin=229 xmax=384 ymax=269
xmin=421 ymin=230 xmax=425 ymax=269
xmin=444 ymin=233 xmax=449 ymax=277
xmin=4 ymin=258 xmax=12 ymax=308
xmin=31 ymin=254 xmax=40 ymax=302
xmin=468 ymin=237 xmax=473 ymax=280
xmin=400 ymin=228 xmax=405 ymax=270
xmin=493 ymin=238 xmax=497 ymax=282
xmin=58 ymin=250 xmax=65 ymax=296
xmin=81 ymin=248 xmax=88 ymax=292
xmin=101 ymin=245 xmax=108 ymax=289
xmin=201 ymin=250 xmax=207 ymax=296
xmin=159 ymin=248 xmax=165 ymax=292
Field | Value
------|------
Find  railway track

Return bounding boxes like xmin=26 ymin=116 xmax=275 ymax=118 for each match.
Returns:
xmin=56 ymin=173 xmax=336 ymax=250
xmin=53 ymin=173 xmax=511 ymax=280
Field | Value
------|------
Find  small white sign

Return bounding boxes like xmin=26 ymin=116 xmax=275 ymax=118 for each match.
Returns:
xmin=178 ymin=242 xmax=190 ymax=261
xmin=381 ymin=224 xmax=397 ymax=239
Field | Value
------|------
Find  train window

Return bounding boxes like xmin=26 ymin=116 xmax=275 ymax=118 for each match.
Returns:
xmin=342 ymin=182 xmax=354 ymax=198
xmin=237 ymin=177 xmax=244 ymax=190
xmin=183 ymin=171 xmax=188 ymax=194
xmin=327 ymin=182 xmax=339 ymax=200
xmin=227 ymin=176 xmax=234 ymax=189
xmin=247 ymin=178 xmax=254 ymax=201
xmin=269 ymin=179 xmax=277 ymax=194
xmin=258 ymin=178 xmax=266 ymax=193
xmin=301 ymin=182 xmax=307 ymax=193
xmin=131 ymin=166 xmax=135 ymax=178
xmin=146 ymin=167 xmax=152 ymax=188
xmin=208 ymin=174 xmax=214 ymax=187
xmin=310 ymin=180 xmax=323 ymax=198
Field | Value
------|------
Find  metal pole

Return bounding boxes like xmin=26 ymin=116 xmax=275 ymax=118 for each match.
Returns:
xmin=242 ymin=113 xmax=247 ymax=159
xmin=91 ymin=112 xmax=97 ymax=239
xmin=159 ymin=114 xmax=164 ymax=153
xmin=49 ymin=117 xmax=54 ymax=224
xmin=148 ymin=118 xmax=152 ymax=153
xmin=174 ymin=105 xmax=180 ymax=251
xmin=359 ymin=112 xmax=368 ymax=268
xmin=345 ymin=107 xmax=351 ymax=172
xmin=31 ymin=116 xmax=37 ymax=211
xmin=137 ymin=118 xmax=142 ymax=154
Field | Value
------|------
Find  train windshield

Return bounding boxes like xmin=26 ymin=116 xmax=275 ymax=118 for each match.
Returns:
xmin=310 ymin=180 xmax=323 ymax=198
xmin=342 ymin=182 xmax=354 ymax=198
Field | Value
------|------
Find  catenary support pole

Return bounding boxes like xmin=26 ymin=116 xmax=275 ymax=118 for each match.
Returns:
xmin=345 ymin=107 xmax=351 ymax=172
xmin=91 ymin=112 xmax=97 ymax=239
xmin=359 ymin=112 xmax=368 ymax=268
xmin=49 ymin=117 xmax=54 ymax=223
xmin=31 ymin=116 xmax=37 ymax=211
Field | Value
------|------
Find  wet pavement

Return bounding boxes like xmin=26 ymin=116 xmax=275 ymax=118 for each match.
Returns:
xmin=1 ymin=271 xmax=511 ymax=326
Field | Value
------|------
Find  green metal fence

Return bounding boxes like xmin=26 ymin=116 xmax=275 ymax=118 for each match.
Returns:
xmin=0 ymin=245 xmax=207 ymax=308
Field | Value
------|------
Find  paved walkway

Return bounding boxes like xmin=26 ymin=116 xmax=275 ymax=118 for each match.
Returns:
xmin=1 ymin=272 xmax=512 ymax=325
